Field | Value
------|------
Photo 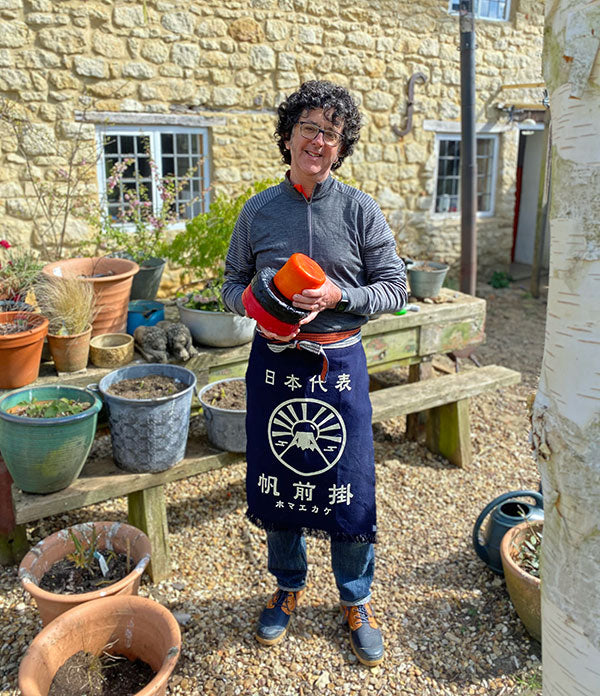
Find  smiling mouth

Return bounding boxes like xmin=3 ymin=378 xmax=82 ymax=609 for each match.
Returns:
xmin=304 ymin=150 xmax=321 ymax=158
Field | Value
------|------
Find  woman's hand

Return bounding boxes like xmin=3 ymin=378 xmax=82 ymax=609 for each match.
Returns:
xmin=256 ymin=324 xmax=300 ymax=342
xmin=292 ymin=278 xmax=342 ymax=313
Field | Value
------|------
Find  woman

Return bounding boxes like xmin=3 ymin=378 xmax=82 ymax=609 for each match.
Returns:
xmin=222 ymin=80 xmax=407 ymax=666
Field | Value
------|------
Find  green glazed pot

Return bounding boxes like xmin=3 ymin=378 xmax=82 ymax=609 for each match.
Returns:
xmin=0 ymin=385 xmax=102 ymax=494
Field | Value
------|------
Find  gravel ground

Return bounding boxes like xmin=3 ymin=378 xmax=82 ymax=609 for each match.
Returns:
xmin=0 ymin=279 xmax=547 ymax=696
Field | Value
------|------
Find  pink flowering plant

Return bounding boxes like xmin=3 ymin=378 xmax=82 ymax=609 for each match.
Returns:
xmin=0 ymin=239 xmax=44 ymax=301
xmin=86 ymin=156 xmax=197 ymax=265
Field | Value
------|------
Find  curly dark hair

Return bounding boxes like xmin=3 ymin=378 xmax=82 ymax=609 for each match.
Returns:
xmin=275 ymin=80 xmax=362 ymax=171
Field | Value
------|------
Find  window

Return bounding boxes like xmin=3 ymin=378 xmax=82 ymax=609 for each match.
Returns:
xmin=434 ymin=134 xmax=498 ymax=215
xmin=97 ymin=126 xmax=210 ymax=226
xmin=449 ymin=0 xmax=510 ymax=21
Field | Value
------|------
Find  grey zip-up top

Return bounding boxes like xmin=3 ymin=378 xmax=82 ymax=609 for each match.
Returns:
xmin=222 ymin=175 xmax=407 ymax=333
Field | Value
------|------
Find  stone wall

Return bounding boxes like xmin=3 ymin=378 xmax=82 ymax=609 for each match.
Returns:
xmin=0 ymin=0 xmax=545 ymax=281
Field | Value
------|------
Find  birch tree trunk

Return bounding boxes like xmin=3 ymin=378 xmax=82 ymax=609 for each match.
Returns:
xmin=532 ymin=2 xmax=600 ymax=694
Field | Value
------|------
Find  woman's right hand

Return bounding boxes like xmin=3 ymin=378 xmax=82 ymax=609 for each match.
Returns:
xmin=256 ymin=324 xmax=299 ymax=342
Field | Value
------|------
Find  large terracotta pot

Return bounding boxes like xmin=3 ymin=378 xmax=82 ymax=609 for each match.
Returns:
xmin=19 ymin=521 xmax=151 ymax=626
xmin=500 ymin=519 xmax=542 ymax=642
xmin=18 ymin=594 xmax=181 ymax=696
xmin=46 ymin=323 xmax=92 ymax=372
xmin=42 ymin=257 xmax=139 ymax=336
xmin=0 ymin=312 xmax=48 ymax=389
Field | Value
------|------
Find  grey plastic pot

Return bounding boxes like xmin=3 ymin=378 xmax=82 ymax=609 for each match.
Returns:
xmin=197 ymin=378 xmax=246 ymax=453
xmin=405 ymin=259 xmax=449 ymax=299
xmin=130 ymin=257 xmax=166 ymax=301
xmin=98 ymin=363 xmax=196 ymax=472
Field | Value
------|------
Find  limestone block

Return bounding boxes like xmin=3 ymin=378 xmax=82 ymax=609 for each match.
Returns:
xmin=265 ymin=19 xmax=288 ymax=41
xmin=0 ymin=48 xmax=11 ymax=66
xmin=19 ymin=123 xmax=55 ymax=157
xmin=38 ymin=27 xmax=85 ymax=54
xmin=92 ymin=32 xmax=126 ymax=59
xmin=113 ymin=4 xmax=145 ymax=29
xmin=57 ymin=120 xmax=95 ymax=141
xmin=276 ymin=72 xmax=300 ymax=89
xmin=0 ymin=0 xmax=23 ymax=8
xmin=364 ymin=90 xmax=395 ymax=112
xmin=73 ymin=56 xmax=109 ymax=79
xmin=214 ymin=167 xmax=242 ymax=183
xmin=365 ymin=59 xmax=386 ymax=78
xmin=18 ymin=48 xmax=60 ymax=68
xmin=5 ymin=198 xmax=32 ymax=220
xmin=324 ymin=30 xmax=345 ymax=48
xmin=122 ymin=62 xmax=155 ymax=79
xmin=418 ymin=38 xmax=440 ymax=58
xmin=120 ymin=98 xmax=144 ymax=112
xmin=0 ymin=68 xmax=31 ymax=91
xmin=377 ymin=37 xmax=394 ymax=53
xmin=38 ymin=103 xmax=55 ymax=121
xmin=26 ymin=0 xmax=52 ymax=10
xmin=250 ymin=45 xmax=275 ymax=70
xmin=25 ymin=13 xmax=56 ymax=26
xmin=162 ymin=11 xmax=195 ymax=35
xmin=213 ymin=87 xmax=240 ymax=106
xmin=346 ymin=31 xmax=375 ymax=50
xmin=159 ymin=65 xmax=183 ymax=77
xmin=0 ymin=181 xmax=23 ymax=199
xmin=229 ymin=17 xmax=263 ymax=43
xmin=196 ymin=18 xmax=227 ymax=37
xmin=141 ymin=40 xmax=170 ymax=64
xmin=298 ymin=26 xmax=322 ymax=45
xmin=277 ymin=52 xmax=295 ymax=71
xmin=0 ymin=21 xmax=27 ymax=48
xmin=171 ymin=43 xmax=200 ymax=68
xmin=87 ymin=79 xmax=133 ymax=99
xmin=48 ymin=70 xmax=79 ymax=90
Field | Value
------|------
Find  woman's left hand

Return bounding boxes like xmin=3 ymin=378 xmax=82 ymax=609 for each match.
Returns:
xmin=292 ymin=278 xmax=342 ymax=314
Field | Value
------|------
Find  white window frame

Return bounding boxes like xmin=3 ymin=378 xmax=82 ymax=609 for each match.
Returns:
xmin=433 ymin=133 xmax=499 ymax=218
xmin=448 ymin=0 xmax=511 ymax=22
xmin=95 ymin=125 xmax=211 ymax=230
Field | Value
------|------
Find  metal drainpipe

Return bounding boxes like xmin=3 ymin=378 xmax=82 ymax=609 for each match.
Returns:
xmin=459 ymin=0 xmax=477 ymax=295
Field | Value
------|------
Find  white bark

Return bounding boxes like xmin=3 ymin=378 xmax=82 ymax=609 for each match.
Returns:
xmin=533 ymin=2 xmax=600 ymax=694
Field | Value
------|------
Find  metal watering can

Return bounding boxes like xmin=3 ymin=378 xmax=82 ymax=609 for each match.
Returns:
xmin=472 ymin=490 xmax=544 ymax=574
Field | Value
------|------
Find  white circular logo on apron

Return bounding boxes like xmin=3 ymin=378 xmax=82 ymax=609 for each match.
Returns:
xmin=267 ymin=398 xmax=347 ymax=476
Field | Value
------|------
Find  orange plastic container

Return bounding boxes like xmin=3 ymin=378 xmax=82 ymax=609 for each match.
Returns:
xmin=273 ymin=253 xmax=326 ymax=300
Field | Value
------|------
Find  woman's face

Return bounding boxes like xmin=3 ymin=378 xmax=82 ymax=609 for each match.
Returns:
xmin=285 ymin=108 xmax=344 ymax=186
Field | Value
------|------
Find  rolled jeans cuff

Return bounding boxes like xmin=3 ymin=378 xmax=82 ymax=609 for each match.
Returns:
xmin=278 ymin=583 xmax=306 ymax=593
xmin=340 ymin=593 xmax=372 ymax=607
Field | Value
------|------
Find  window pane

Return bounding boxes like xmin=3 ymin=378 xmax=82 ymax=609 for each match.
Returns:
xmin=161 ymin=133 xmax=174 ymax=155
xmin=176 ymin=133 xmax=190 ymax=154
xmin=103 ymin=136 xmax=117 ymax=153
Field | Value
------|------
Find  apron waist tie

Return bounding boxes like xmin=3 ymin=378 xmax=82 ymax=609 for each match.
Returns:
xmin=266 ymin=329 xmax=361 ymax=381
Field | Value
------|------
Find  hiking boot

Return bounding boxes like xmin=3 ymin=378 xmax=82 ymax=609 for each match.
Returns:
xmin=255 ymin=589 xmax=302 ymax=645
xmin=341 ymin=602 xmax=384 ymax=666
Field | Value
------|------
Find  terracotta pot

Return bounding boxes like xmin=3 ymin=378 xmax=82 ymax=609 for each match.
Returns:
xmin=500 ymin=519 xmax=542 ymax=642
xmin=18 ymin=594 xmax=181 ymax=696
xmin=47 ymin=323 xmax=92 ymax=373
xmin=42 ymin=257 xmax=139 ymax=337
xmin=19 ymin=521 xmax=151 ymax=626
xmin=0 ymin=312 xmax=48 ymax=389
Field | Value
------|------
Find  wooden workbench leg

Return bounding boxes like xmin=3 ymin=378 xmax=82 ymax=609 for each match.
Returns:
xmin=406 ymin=360 xmax=433 ymax=441
xmin=0 ymin=456 xmax=29 ymax=566
xmin=128 ymin=485 xmax=171 ymax=583
xmin=425 ymin=398 xmax=472 ymax=468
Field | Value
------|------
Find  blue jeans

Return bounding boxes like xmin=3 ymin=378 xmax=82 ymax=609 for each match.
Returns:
xmin=267 ymin=530 xmax=375 ymax=606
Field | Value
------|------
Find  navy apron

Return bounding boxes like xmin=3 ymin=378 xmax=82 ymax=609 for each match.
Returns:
xmin=245 ymin=332 xmax=377 ymax=543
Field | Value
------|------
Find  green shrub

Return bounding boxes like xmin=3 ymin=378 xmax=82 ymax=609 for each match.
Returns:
xmin=488 ymin=270 xmax=512 ymax=288
xmin=166 ymin=178 xmax=280 ymax=286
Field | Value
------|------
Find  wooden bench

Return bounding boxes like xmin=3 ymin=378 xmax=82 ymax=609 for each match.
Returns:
xmin=2 ymin=363 xmax=520 ymax=582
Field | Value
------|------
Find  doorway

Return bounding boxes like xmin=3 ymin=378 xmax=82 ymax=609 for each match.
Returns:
xmin=512 ymin=128 xmax=549 ymax=267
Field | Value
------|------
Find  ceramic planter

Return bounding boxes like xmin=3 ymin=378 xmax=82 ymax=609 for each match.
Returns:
xmin=46 ymin=323 xmax=92 ymax=373
xmin=197 ymin=377 xmax=246 ymax=453
xmin=177 ymin=300 xmax=256 ymax=347
xmin=0 ymin=312 xmax=48 ymax=389
xmin=19 ymin=521 xmax=152 ymax=626
xmin=18 ymin=594 xmax=180 ymax=696
xmin=98 ymin=363 xmax=197 ymax=473
xmin=500 ymin=519 xmax=542 ymax=642
xmin=0 ymin=385 xmax=102 ymax=494
xmin=42 ymin=257 xmax=139 ymax=337
xmin=89 ymin=332 xmax=134 ymax=368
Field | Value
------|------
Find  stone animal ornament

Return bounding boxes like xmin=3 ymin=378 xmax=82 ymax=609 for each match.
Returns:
xmin=158 ymin=320 xmax=198 ymax=362
xmin=133 ymin=325 xmax=169 ymax=363
xmin=134 ymin=321 xmax=198 ymax=363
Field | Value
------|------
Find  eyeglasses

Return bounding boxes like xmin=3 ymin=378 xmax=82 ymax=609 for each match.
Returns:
xmin=297 ymin=121 xmax=344 ymax=147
